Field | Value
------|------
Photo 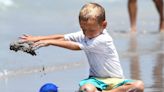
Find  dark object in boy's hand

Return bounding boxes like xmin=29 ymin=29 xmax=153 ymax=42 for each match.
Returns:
xmin=10 ymin=41 xmax=37 ymax=56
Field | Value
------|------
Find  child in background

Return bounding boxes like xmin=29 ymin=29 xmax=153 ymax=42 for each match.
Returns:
xmin=20 ymin=3 xmax=144 ymax=92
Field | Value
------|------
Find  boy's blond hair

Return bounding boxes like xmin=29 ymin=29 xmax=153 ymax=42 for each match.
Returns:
xmin=79 ymin=3 xmax=106 ymax=24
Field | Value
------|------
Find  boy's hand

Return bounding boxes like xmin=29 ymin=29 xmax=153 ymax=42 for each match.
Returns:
xmin=32 ymin=40 xmax=50 ymax=50
xmin=19 ymin=34 xmax=39 ymax=43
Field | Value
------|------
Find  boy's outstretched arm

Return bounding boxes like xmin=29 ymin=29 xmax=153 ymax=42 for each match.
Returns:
xmin=33 ymin=39 xmax=81 ymax=50
xmin=20 ymin=34 xmax=65 ymax=42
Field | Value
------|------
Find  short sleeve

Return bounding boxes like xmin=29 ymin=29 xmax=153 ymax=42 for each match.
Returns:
xmin=64 ymin=31 xmax=83 ymax=42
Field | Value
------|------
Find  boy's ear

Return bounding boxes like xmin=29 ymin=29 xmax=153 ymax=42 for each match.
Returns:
xmin=102 ymin=20 xmax=107 ymax=29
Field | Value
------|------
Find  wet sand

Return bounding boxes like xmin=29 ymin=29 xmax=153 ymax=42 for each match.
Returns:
xmin=0 ymin=0 xmax=164 ymax=92
xmin=113 ymin=32 xmax=164 ymax=92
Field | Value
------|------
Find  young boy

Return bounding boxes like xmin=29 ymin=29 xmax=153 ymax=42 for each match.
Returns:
xmin=20 ymin=3 xmax=144 ymax=92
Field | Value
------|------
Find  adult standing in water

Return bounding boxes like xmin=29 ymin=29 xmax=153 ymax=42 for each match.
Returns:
xmin=128 ymin=0 xmax=164 ymax=32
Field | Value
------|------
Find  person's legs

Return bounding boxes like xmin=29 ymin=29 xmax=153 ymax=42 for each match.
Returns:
xmin=79 ymin=80 xmax=144 ymax=92
xmin=153 ymin=0 xmax=164 ymax=32
xmin=128 ymin=0 xmax=137 ymax=32
xmin=103 ymin=80 xmax=144 ymax=92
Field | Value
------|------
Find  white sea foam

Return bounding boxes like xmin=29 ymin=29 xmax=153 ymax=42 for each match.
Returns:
xmin=0 ymin=62 xmax=84 ymax=79
xmin=0 ymin=0 xmax=14 ymax=10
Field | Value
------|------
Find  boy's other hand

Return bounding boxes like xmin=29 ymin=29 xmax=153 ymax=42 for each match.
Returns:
xmin=19 ymin=34 xmax=39 ymax=43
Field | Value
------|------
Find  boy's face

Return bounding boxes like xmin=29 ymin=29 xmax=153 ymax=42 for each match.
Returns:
xmin=80 ymin=20 xmax=107 ymax=39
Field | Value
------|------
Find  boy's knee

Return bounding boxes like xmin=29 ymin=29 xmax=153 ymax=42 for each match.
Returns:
xmin=133 ymin=80 xmax=144 ymax=91
xmin=79 ymin=84 xmax=98 ymax=92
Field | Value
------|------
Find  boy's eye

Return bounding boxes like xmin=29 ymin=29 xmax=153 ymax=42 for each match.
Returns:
xmin=85 ymin=29 xmax=95 ymax=32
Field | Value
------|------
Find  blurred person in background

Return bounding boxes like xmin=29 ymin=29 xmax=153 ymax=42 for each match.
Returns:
xmin=128 ymin=0 xmax=164 ymax=32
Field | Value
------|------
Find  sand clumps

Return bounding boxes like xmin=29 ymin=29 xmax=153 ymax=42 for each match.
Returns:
xmin=10 ymin=41 xmax=37 ymax=56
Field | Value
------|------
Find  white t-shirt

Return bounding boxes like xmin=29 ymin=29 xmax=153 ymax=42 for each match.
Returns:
xmin=64 ymin=29 xmax=124 ymax=78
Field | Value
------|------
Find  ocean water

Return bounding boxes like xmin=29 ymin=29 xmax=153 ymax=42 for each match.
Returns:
xmin=0 ymin=0 xmax=164 ymax=92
